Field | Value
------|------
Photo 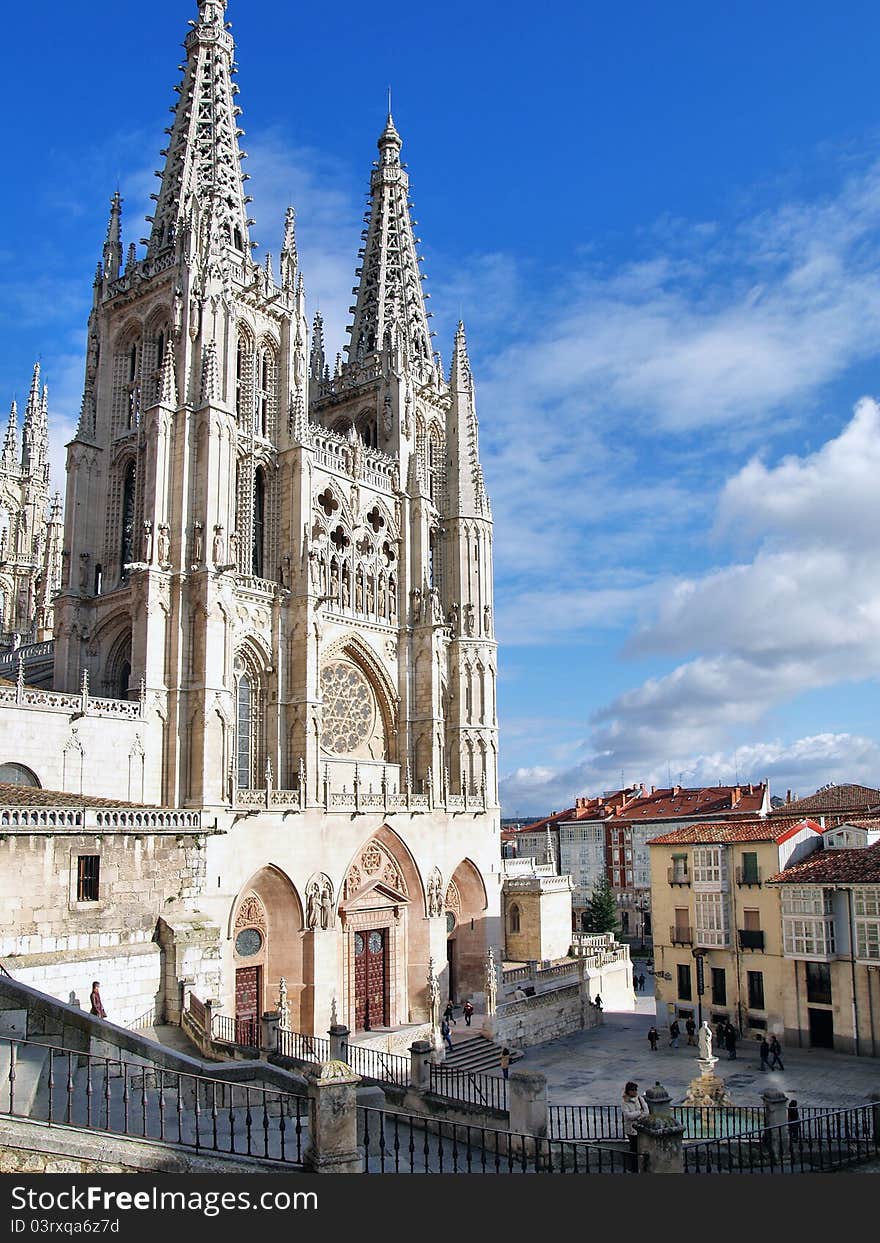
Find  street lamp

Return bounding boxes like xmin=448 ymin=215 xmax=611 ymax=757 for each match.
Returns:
xmin=692 ymin=948 xmax=706 ymax=1029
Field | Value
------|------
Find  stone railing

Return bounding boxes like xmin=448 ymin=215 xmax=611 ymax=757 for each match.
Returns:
xmin=0 ymin=806 xmax=203 ymax=833
xmin=233 ymin=573 xmax=278 ymax=597
xmin=0 ymin=641 xmax=53 ymax=667
xmin=0 ymin=683 xmax=143 ymax=721
xmin=504 ymin=874 xmax=571 ymax=892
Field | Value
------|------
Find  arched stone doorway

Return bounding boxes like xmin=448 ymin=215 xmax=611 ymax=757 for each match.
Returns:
xmin=339 ymin=827 xmax=428 ymax=1033
xmin=230 ymin=866 xmax=304 ymax=1034
xmin=446 ymin=859 xmax=489 ymax=1000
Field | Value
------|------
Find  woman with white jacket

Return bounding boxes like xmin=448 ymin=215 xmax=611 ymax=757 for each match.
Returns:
xmin=621 ymin=1081 xmax=648 ymax=1170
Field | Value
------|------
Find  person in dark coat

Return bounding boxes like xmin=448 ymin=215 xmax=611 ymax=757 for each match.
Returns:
xmin=440 ymin=1018 xmax=454 ymax=1051
xmin=685 ymin=1016 xmax=697 ymax=1045
xmin=462 ymin=1000 xmax=474 ymax=1027
xmin=89 ymin=981 xmax=106 ymax=1019
xmin=444 ymin=1000 xmax=456 ymax=1025
xmin=769 ymin=1035 xmax=785 ymax=1070
xmin=758 ymin=1035 xmax=770 ymax=1071
xmin=724 ymin=1023 xmax=738 ymax=1059
xmin=647 ymin=1026 xmax=659 ymax=1051
xmin=668 ymin=1019 xmax=680 ymax=1048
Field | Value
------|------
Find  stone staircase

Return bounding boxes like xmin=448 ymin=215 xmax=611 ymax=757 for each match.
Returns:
xmin=444 ymin=1033 xmax=520 ymax=1074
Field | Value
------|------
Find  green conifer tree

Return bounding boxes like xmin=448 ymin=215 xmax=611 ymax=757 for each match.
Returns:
xmin=583 ymin=875 xmax=620 ymax=935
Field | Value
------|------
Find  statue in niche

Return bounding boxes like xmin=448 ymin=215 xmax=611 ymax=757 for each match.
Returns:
xmin=278 ymin=978 xmax=290 ymax=1030
xmin=79 ymin=553 xmax=90 ymax=594
xmin=305 ymin=881 xmax=319 ymax=930
xmin=157 ymin=525 xmax=170 ymax=565
xmin=212 ymin=525 xmax=225 ymax=566
xmin=293 ymin=332 xmax=305 ymax=390
xmin=389 ymin=579 xmax=396 ymax=621
xmin=320 ymin=881 xmax=333 ymax=931
xmin=355 ymin=573 xmax=364 ymax=612
xmin=448 ymin=603 xmax=459 ymax=630
xmin=192 ymin=521 xmax=204 ymax=563
xmin=280 ymin=554 xmax=292 ymax=588
xmin=172 ymin=286 xmax=184 ymax=338
xmin=142 ymin=521 xmax=153 ymax=563
xmin=464 ymin=603 xmax=475 ymax=636
xmin=378 ymin=575 xmax=386 ymax=618
xmin=430 ymin=587 xmax=443 ymax=623
xmin=330 ymin=563 xmax=339 ymax=600
xmin=484 ymin=604 xmax=491 ymax=634
xmin=411 ymin=587 xmax=422 ymax=621
xmin=309 ymin=550 xmax=321 ymax=590
xmin=427 ymin=871 xmax=444 ymax=918
xmin=229 ymin=531 xmax=239 ymax=566
xmin=341 ymin=567 xmax=350 ymax=607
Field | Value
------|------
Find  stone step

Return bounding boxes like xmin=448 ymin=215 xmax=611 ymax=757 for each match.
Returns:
xmin=444 ymin=1033 xmax=519 ymax=1074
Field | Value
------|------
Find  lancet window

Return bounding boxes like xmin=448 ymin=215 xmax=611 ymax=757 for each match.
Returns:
xmin=234 ymin=650 xmax=265 ymax=789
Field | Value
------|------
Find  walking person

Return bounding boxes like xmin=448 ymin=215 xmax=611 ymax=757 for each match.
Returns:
xmin=787 ymin=1098 xmax=801 ymax=1145
xmin=462 ymin=999 xmax=474 ymax=1027
xmin=724 ymin=1022 xmax=738 ymax=1060
xmin=768 ymin=1035 xmax=784 ymax=1070
xmin=647 ymin=1025 xmax=659 ymax=1051
xmin=594 ymin=994 xmax=603 ymax=1011
xmin=440 ymin=1017 xmax=454 ymax=1052
xmin=668 ymin=1018 xmax=680 ymax=1048
xmin=685 ymin=1016 xmax=697 ymax=1046
xmin=639 ymin=973 xmax=645 ymax=991
xmin=444 ymin=1000 xmax=457 ymax=1026
xmin=500 ymin=1048 xmax=510 ymax=1080
xmin=621 ymin=1081 xmax=648 ymax=1172
xmin=89 ymin=981 xmax=107 ymax=1019
xmin=758 ymin=1035 xmax=770 ymax=1071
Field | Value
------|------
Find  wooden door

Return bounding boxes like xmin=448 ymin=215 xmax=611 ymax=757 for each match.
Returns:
xmin=235 ymin=965 xmax=261 ymax=1047
xmin=354 ymin=929 xmax=387 ymax=1030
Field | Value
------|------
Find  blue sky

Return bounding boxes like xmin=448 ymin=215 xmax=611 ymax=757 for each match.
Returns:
xmin=3 ymin=0 xmax=880 ymax=815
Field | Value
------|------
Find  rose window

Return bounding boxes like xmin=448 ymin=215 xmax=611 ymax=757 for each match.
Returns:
xmin=320 ymin=661 xmax=375 ymax=754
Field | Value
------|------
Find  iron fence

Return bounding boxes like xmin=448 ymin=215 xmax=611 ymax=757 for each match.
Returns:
xmin=344 ymin=1043 xmax=411 ymax=1088
xmin=683 ymin=1104 xmax=879 ymax=1173
xmin=212 ymin=1013 xmax=260 ymax=1049
xmin=275 ymin=1029 xmax=330 ymax=1065
xmin=1 ymin=1036 xmax=307 ymax=1167
xmin=549 ymin=1103 xmax=765 ymax=1141
xmin=358 ymin=1104 xmax=641 ymax=1173
xmin=429 ymin=1065 xmax=507 ymax=1111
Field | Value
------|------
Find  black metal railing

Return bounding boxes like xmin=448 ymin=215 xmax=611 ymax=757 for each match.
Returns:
xmin=1 ymin=1036 xmax=307 ymax=1167
xmin=738 ymin=929 xmax=765 ymax=951
xmin=358 ymin=1104 xmax=642 ymax=1173
xmin=429 ymin=1064 xmax=508 ymax=1111
xmin=275 ymin=1029 xmax=330 ymax=1066
xmin=548 ymin=1104 xmax=765 ymax=1142
xmin=735 ymin=866 xmax=762 ymax=886
xmin=212 ymin=1013 xmax=260 ymax=1049
xmin=344 ymin=1043 xmax=410 ymax=1088
xmin=683 ymin=1104 xmax=879 ymax=1173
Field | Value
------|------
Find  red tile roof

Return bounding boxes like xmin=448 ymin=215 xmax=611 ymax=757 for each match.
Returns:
xmin=770 ymin=784 xmax=880 ymax=816
xmin=767 ymin=842 xmax=880 ymax=884
xmin=0 ymin=783 xmax=152 ymax=809
xmin=609 ymin=783 xmax=767 ymax=824
xmin=647 ymin=818 xmax=823 ymax=846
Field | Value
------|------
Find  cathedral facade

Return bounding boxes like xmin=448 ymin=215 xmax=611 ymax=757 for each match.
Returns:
xmin=0 ymin=0 xmax=501 ymax=1038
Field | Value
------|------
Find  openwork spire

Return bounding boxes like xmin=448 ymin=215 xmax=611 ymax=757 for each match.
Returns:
xmin=280 ymin=206 xmax=297 ymax=290
xmin=1 ymin=400 xmax=17 ymax=469
xmin=147 ymin=0 xmax=253 ymax=261
xmin=310 ymin=311 xmax=326 ymax=381
xmin=447 ymin=322 xmax=489 ymax=517
xmin=345 ymin=113 xmax=433 ymax=371
xmin=102 ymin=191 xmax=123 ymax=281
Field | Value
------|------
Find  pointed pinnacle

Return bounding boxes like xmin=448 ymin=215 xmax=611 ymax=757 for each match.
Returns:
xmin=26 ymin=363 xmax=41 ymax=419
xmin=201 ymin=339 xmax=219 ymax=404
xmin=159 ymin=339 xmax=178 ymax=406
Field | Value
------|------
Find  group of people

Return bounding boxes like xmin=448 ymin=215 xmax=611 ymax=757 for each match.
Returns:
xmin=633 ymin=972 xmax=647 ymax=992
xmin=647 ymin=1015 xmax=784 ymax=1069
xmin=758 ymin=1034 xmax=785 ymax=1071
xmin=439 ymin=998 xmax=476 ymax=1051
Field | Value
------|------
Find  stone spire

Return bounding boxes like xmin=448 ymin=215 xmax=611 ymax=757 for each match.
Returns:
xmin=280 ymin=206 xmax=297 ymax=291
xmin=146 ymin=0 xmax=253 ymax=261
xmin=21 ymin=363 xmax=42 ymax=475
xmin=345 ymin=112 xmax=433 ymax=370
xmin=1 ymin=400 xmax=18 ymax=470
xmin=446 ymin=322 xmax=489 ymax=517
xmin=102 ymin=191 xmax=123 ymax=282
xmin=310 ymin=311 xmax=326 ymax=382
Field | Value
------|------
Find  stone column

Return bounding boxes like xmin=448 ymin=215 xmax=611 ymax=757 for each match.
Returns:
xmin=634 ymin=1082 xmax=684 ymax=1173
xmin=508 ymin=1069 xmax=548 ymax=1138
xmin=762 ymin=1088 xmax=789 ymax=1162
xmin=261 ymin=1010 xmax=280 ymax=1054
xmin=409 ymin=1038 xmax=432 ymax=1092
xmin=329 ymin=1024 xmax=349 ymax=1062
xmin=303 ymin=1060 xmax=363 ymax=1174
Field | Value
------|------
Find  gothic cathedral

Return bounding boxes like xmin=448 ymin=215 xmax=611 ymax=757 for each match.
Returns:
xmin=0 ymin=0 xmax=501 ymax=1038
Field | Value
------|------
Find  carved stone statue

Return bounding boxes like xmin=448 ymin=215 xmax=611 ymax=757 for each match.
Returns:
xmin=305 ymin=881 xmax=319 ymax=930
xmin=212 ymin=525 xmax=225 ymax=566
xmin=427 ymin=956 xmax=441 ymax=1031
xmin=464 ymin=603 xmax=475 ymax=636
xmin=278 ymin=977 xmax=290 ymax=1030
xmin=320 ymin=881 xmax=333 ymax=931
xmin=142 ymin=520 xmax=153 ymax=564
xmin=427 ymin=870 xmax=444 ymax=918
xmin=699 ymin=1020 xmax=713 ymax=1062
xmin=341 ymin=569 xmax=350 ymax=607
xmin=192 ymin=521 xmax=204 ymax=563
xmin=157 ymin=524 xmax=170 ymax=566
xmin=485 ymin=947 xmax=498 ymax=1017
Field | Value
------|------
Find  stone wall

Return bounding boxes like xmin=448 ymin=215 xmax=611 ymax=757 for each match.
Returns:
xmin=492 ymin=983 xmax=601 ymax=1049
xmin=0 ymin=827 xmax=208 ymax=1024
